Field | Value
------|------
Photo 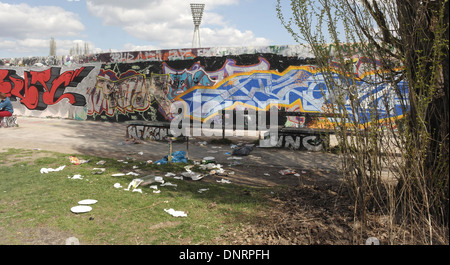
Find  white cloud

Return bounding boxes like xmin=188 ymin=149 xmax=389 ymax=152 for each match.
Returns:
xmin=0 ymin=0 xmax=270 ymax=58
xmin=0 ymin=38 xmax=48 ymax=56
xmin=86 ymin=0 xmax=269 ymax=49
xmin=123 ymin=43 xmax=160 ymax=51
xmin=0 ymin=2 xmax=88 ymax=58
xmin=0 ymin=2 xmax=84 ymax=39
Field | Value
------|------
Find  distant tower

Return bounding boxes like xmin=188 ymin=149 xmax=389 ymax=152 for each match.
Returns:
xmin=49 ymin=37 xmax=56 ymax=56
xmin=190 ymin=3 xmax=205 ymax=48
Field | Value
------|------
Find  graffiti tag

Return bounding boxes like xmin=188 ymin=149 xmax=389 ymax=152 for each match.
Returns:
xmin=0 ymin=67 xmax=94 ymax=110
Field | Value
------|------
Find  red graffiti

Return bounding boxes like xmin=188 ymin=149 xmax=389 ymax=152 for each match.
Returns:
xmin=0 ymin=66 xmax=94 ymax=110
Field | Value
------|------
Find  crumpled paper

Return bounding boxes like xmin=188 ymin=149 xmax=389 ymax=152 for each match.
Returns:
xmin=40 ymin=165 xmax=66 ymax=174
xmin=164 ymin=208 xmax=187 ymax=217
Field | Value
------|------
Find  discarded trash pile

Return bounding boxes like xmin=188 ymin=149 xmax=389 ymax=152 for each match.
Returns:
xmin=231 ymin=145 xmax=253 ymax=156
xmin=155 ymin=151 xmax=188 ymax=165
xmin=40 ymin=151 xmax=237 ymax=218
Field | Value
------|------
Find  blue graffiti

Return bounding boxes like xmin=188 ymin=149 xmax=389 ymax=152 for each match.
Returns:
xmin=176 ymin=67 xmax=408 ymax=125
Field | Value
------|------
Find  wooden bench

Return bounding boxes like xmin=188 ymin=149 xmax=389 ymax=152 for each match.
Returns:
xmin=0 ymin=115 xmax=18 ymax=128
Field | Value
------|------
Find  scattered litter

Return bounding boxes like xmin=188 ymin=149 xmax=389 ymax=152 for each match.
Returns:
xmin=40 ymin=165 xmax=66 ymax=174
xmin=125 ymin=178 xmax=143 ymax=191
xmin=181 ymin=171 xmax=204 ymax=181
xmin=216 ymin=179 xmax=231 ymax=184
xmin=138 ymin=151 xmax=144 ymax=155
xmin=204 ymin=163 xmax=225 ymax=174
xmin=214 ymin=167 xmax=225 ymax=174
xmin=224 ymin=152 xmax=231 ymax=155
xmin=133 ymin=165 xmax=139 ymax=169
xmin=366 ymin=237 xmax=380 ymax=245
xmin=69 ymin=174 xmax=84 ymax=180
xmin=155 ymin=176 xmax=164 ymax=183
xmin=71 ymin=205 xmax=92 ymax=214
xmin=165 ymin=172 xmax=176 ymax=177
xmin=69 ymin=156 xmax=89 ymax=165
xmin=264 ymin=173 xmax=271 ymax=176
xmin=211 ymin=146 xmax=222 ymax=149
xmin=140 ymin=176 xmax=164 ymax=186
xmin=200 ymin=163 xmax=222 ymax=170
xmin=132 ymin=189 xmax=143 ymax=193
xmin=301 ymin=171 xmax=307 ymax=174
xmin=174 ymin=176 xmax=183 ymax=180
xmin=228 ymin=171 xmax=235 ymax=175
xmin=202 ymin=156 xmax=215 ymax=164
xmin=164 ymin=208 xmax=187 ymax=217
xmin=279 ymin=169 xmax=296 ymax=175
xmin=232 ymin=146 xmax=253 ymax=156
xmin=96 ymin=160 xmax=106 ymax=165
xmin=161 ymin=182 xmax=177 ymax=187
xmin=227 ymin=156 xmax=243 ymax=160
xmin=155 ymin=151 xmax=188 ymax=165
xmin=113 ymin=183 xmax=123 ymax=189
xmin=184 ymin=165 xmax=194 ymax=172
xmin=294 ymin=173 xmax=301 ymax=177
xmin=65 ymin=237 xmax=80 ymax=245
xmin=146 ymin=160 xmax=153 ymax=165
xmin=198 ymin=188 xmax=209 ymax=193
xmin=197 ymin=141 xmax=207 ymax=146
xmin=230 ymin=144 xmax=237 ymax=149
xmin=78 ymin=199 xmax=97 ymax=205
xmin=92 ymin=168 xmax=106 ymax=174
xmin=153 ymin=190 xmax=161 ymax=194
xmin=149 ymin=185 xmax=158 ymax=190
xmin=111 ymin=173 xmax=125 ymax=177
xmin=126 ymin=172 xmax=140 ymax=176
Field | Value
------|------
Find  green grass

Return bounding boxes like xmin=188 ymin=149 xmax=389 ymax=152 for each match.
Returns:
xmin=0 ymin=148 xmax=274 ymax=245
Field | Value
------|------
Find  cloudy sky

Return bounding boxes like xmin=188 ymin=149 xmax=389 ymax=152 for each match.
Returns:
xmin=0 ymin=0 xmax=298 ymax=58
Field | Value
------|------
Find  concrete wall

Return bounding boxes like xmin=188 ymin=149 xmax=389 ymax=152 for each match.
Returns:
xmin=0 ymin=45 xmax=407 ymax=128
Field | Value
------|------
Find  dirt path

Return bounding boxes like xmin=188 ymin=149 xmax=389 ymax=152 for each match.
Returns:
xmin=1 ymin=116 xmax=341 ymax=187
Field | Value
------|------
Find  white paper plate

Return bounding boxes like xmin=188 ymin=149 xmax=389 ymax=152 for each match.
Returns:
xmin=78 ymin=199 xmax=98 ymax=205
xmin=71 ymin=205 xmax=92 ymax=213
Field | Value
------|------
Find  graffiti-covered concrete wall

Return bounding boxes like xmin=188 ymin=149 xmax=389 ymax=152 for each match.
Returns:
xmin=0 ymin=45 xmax=407 ymax=128
xmin=0 ymin=64 xmax=99 ymax=120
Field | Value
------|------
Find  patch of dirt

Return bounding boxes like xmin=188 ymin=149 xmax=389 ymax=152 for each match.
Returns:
xmin=212 ymin=167 xmax=409 ymax=245
xmin=2 ymin=226 xmax=76 ymax=245
xmin=0 ymin=150 xmax=55 ymax=167
xmin=148 ymin=221 xmax=183 ymax=231
xmin=211 ymin=169 xmax=359 ymax=245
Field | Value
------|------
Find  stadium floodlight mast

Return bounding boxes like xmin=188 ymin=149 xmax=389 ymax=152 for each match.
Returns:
xmin=190 ymin=3 xmax=205 ymax=48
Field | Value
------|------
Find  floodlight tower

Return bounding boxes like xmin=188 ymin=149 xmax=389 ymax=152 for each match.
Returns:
xmin=190 ymin=3 xmax=205 ymax=48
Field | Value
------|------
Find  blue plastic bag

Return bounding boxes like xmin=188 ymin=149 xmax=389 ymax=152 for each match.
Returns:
xmin=155 ymin=151 xmax=188 ymax=165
